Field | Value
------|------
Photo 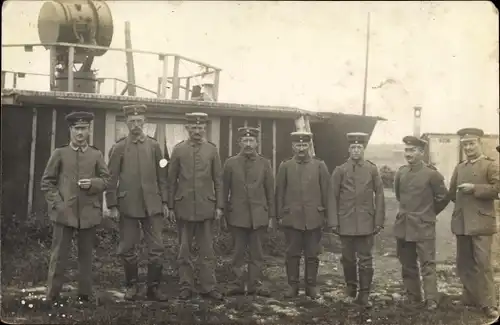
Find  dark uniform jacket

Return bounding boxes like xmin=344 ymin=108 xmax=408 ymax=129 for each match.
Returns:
xmin=393 ymin=161 xmax=449 ymax=241
xmin=223 ymin=152 xmax=275 ymax=229
xmin=41 ymin=143 xmax=110 ymax=229
xmin=106 ymin=134 xmax=168 ymax=218
xmin=327 ymin=158 xmax=385 ymax=236
xmin=449 ymin=155 xmax=500 ymax=236
xmin=167 ymin=138 xmax=223 ymax=222
xmin=276 ymin=156 xmax=330 ymax=230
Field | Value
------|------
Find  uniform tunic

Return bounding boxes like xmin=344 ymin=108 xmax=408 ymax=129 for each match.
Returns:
xmin=327 ymin=158 xmax=385 ymax=236
xmin=41 ymin=142 xmax=110 ymax=298
xmin=223 ymin=152 xmax=275 ymax=289
xmin=449 ymin=155 xmax=500 ymax=308
xmin=393 ymin=161 xmax=449 ymax=301
xmin=106 ymin=134 xmax=168 ymax=264
xmin=167 ymin=138 xmax=223 ymax=293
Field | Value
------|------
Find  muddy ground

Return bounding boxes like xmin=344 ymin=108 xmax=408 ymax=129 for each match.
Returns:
xmin=2 ymin=190 xmax=499 ymax=324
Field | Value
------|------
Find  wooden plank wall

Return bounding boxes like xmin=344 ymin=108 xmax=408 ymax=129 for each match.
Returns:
xmin=1 ymin=105 xmax=34 ymax=219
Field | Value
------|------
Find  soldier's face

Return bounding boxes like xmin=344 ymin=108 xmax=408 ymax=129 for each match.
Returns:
xmin=461 ymin=138 xmax=482 ymax=158
xmin=239 ymin=136 xmax=258 ymax=154
xmin=186 ymin=124 xmax=206 ymax=140
xmin=292 ymin=142 xmax=310 ymax=158
xmin=70 ymin=124 xmax=90 ymax=144
xmin=126 ymin=115 xmax=145 ymax=135
xmin=348 ymin=144 xmax=365 ymax=160
xmin=404 ymin=145 xmax=423 ymax=164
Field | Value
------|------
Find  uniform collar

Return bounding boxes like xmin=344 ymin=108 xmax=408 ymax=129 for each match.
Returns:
xmin=294 ymin=155 xmax=311 ymax=164
xmin=408 ymin=160 xmax=424 ymax=171
xmin=129 ymin=133 xmax=146 ymax=143
xmin=466 ymin=154 xmax=484 ymax=165
xmin=188 ymin=138 xmax=206 ymax=146
xmin=239 ymin=151 xmax=257 ymax=160
xmin=69 ymin=141 xmax=89 ymax=152
xmin=348 ymin=158 xmax=365 ymax=166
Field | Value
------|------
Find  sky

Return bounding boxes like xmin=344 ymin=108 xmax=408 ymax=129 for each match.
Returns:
xmin=2 ymin=0 xmax=499 ymax=144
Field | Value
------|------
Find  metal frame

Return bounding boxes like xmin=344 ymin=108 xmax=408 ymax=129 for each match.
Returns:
xmin=2 ymin=42 xmax=222 ymax=100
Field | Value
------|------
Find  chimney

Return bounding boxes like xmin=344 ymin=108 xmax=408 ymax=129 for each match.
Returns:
xmin=191 ymin=85 xmax=202 ymax=100
xmin=413 ymin=106 xmax=422 ymax=137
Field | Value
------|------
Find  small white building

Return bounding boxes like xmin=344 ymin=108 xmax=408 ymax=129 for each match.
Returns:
xmin=422 ymin=133 xmax=499 ymax=187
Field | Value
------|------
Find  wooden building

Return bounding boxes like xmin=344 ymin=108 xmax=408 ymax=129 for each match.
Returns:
xmin=1 ymin=89 xmax=383 ymax=220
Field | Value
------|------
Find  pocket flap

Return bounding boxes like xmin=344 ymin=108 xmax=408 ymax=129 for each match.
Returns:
xmin=174 ymin=195 xmax=183 ymax=201
xmin=117 ymin=191 xmax=127 ymax=199
xmin=478 ymin=208 xmax=494 ymax=217
xmin=93 ymin=200 xmax=102 ymax=208
xmin=207 ymin=196 xmax=216 ymax=202
xmin=317 ymin=206 xmax=326 ymax=212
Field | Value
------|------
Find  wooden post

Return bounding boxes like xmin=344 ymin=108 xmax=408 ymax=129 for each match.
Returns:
xmin=213 ymin=70 xmax=220 ymax=101
xmin=49 ymin=46 xmax=56 ymax=91
xmin=50 ymin=109 xmax=57 ymax=152
xmin=160 ymin=55 xmax=168 ymax=98
xmin=362 ymin=12 xmax=371 ymax=116
xmin=228 ymin=117 xmax=233 ymax=156
xmin=125 ymin=21 xmax=137 ymax=96
xmin=172 ymin=56 xmax=180 ymax=99
xmin=272 ymin=119 xmax=277 ymax=177
xmin=185 ymin=77 xmax=191 ymax=100
xmin=113 ymin=78 xmax=118 ymax=95
xmin=68 ymin=46 xmax=75 ymax=92
xmin=12 ymin=72 xmax=17 ymax=88
xmin=27 ymin=107 xmax=38 ymax=217
xmin=258 ymin=119 xmax=262 ymax=154
xmin=1 ymin=71 xmax=5 ymax=89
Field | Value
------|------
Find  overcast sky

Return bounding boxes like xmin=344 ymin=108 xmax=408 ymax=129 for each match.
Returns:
xmin=2 ymin=1 xmax=498 ymax=144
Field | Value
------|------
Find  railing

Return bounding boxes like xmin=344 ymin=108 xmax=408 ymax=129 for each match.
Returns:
xmin=1 ymin=42 xmax=222 ymax=100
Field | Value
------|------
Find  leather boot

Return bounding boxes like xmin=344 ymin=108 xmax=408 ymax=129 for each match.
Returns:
xmin=305 ymin=258 xmax=319 ymax=299
xmin=123 ymin=262 xmax=139 ymax=301
xmin=342 ymin=264 xmax=358 ymax=298
xmin=284 ymin=258 xmax=300 ymax=299
xmin=355 ymin=268 xmax=373 ymax=308
xmin=147 ymin=263 xmax=168 ymax=301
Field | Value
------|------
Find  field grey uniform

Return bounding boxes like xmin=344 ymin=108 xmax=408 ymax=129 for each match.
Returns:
xmin=449 ymin=128 xmax=500 ymax=316
xmin=41 ymin=111 xmax=110 ymax=301
xmin=393 ymin=136 xmax=449 ymax=305
xmin=327 ymin=132 xmax=385 ymax=306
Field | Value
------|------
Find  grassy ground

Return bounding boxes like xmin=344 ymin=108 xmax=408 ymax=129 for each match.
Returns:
xmin=1 ymin=192 xmax=499 ymax=324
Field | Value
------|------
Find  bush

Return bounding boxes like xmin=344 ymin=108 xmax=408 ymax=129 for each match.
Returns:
xmin=379 ymin=165 xmax=396 ymax=189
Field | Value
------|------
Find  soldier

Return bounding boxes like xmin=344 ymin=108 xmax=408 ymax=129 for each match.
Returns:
xmin=106 ymin=104 xmax=169 ymax=301
xmin=276 ymin=131 xmax=330 ymax=299
xmin=327 ymin=132 xmax=385 ymax=307
xmin=223 ymin=127 xmax=275 ymax=297
xmin=449 ymin=128 xmax=500 ymax=319
xmin=41 ymin=111 xmax=110 ymax=303
xmin=167 ymin=112 xmax=224 ymax=301
xmin=393 ymin=136 xmax=449 ymax=310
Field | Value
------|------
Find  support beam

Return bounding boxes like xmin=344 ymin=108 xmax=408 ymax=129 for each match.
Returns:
xmin=27 ymin=107 xmax=38 ymax=217
xmin=258 ymin=119 xmax=262 ymax=154
xmin=213 ymin=70 xmax=220 ymax=101
xmin=49 ymin=46 xmax=56 ymax=90
xmin=228 ymin=117 xmax=233 ymax=156
xmin=160 ymin=55 xmax=168 ymax=98
xmin=272 ymin=120 xmax=277 ymax=177
xmin=185 ymin=77 xmax=191 ymax=100
xmin=50 ymin=109 xmax=57 ymax=152
xmin=124 ymin=21 xmax=137 ymax=96
xmin=68 ymin=46 xmax=75 ymax=92
xmin=172 ymin=56 xmax=180 ymax=99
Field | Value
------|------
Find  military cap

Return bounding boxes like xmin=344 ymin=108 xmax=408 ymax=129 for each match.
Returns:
xmin=238 ymin=127 xmax=260 ymax=138
xmin=123 ymin=104 xmax=147 ymax=117
xmin=65 ymin=111 xmax=94 ymax=126
xmin=402 ymin=135 xmax=428 ymax=149
xmin=457 ymin=127 xmax=484 ymax=141
xmin=290 ymin=131 xmax=312 ymax=143
xmin=185 ymin=112 xmax=208 ymax=124
xmin=346 ymin=132 xmax=369 ymax=145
